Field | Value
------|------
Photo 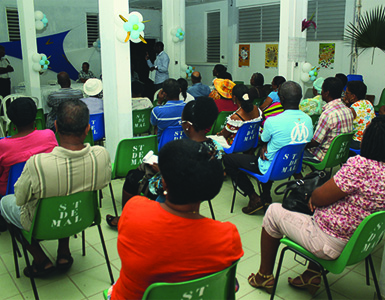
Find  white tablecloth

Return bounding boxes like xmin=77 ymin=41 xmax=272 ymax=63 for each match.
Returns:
xmin=14 ymin=83 xmax=85 ymax=113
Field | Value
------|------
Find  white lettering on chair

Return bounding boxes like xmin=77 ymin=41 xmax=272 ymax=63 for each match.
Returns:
xmin=361 ymin=222 xmax=385 ymax=253
xmin=51 ymin=200 xmax=83 ymax=228
xmin=281 ymin=153 xmax=299 ymax=173
xmin=131 ymin=144 xmax=145 ymax=165
xmin=180 ymin=284 xmax=209 ymax=300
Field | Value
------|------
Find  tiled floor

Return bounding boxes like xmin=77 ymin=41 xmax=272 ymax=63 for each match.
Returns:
xmin=0 ymin=175 xmax=383 ymax=300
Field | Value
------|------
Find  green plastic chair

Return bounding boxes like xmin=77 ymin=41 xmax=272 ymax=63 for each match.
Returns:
xmin=133 ymin=107 xmax=152 ymax=135
xmin=233 ymin=81 xmax=244 ymax=85
xmin=310 ymin=114 xmax=321 ymax=130
xmin=206 ymin=111 xmax=233 ymax=135
xmin=7 ymin=118 xmax=46 ymax=136
xmin=270 ymin=211 xmax=385 ymax=300
xmin=303 ymin=132 xmax=354 ymax=175
xmin=10 ymin=191 xmax=114 ymax=300
xmin=253 ymin=97 xmax=264 ymax=106
xmin=103 ymin=261 xmax=238 ymax=300
xmin=35 ymin=108 xmax=46 ymax=129
xmin=108 ymin=135 xmax=158 ymax=215
xmin=374 ymin=87 xmax=385 ymax=112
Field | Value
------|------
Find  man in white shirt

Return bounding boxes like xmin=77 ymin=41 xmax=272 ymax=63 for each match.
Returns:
xmin=145 ymin=42 xmax=169 ymax=91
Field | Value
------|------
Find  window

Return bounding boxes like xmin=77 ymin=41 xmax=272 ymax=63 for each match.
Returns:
xmin=238 ymin=4 xmax=280 ymax=43
xmin=86 ymin=13 xmax=99 ymax=48
xmin=307 ymin=0 xmax=346 ymax=41
xmin=6 ymin=7 xmax=20 ymax=42
xmin=207 ymin=11 xmax=220 ymax=63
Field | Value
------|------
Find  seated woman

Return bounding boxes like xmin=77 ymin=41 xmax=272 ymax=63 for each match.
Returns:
xmin=259 ymin=76 xmax=286 ymax=111
xmin=209 ymin=84 xmax=262 ymax=148
xmin=343 ymin=80 xmax=375 ymax=149
xmin=213 ymin=64 xmax=232 ymax=80
xmin=109 ymin=139 xmax=243 ymax=299
xmin=247 ymin=115 xmax=385 ymax=295
xmin=248 ymin=72 xmax=266 ymax=103
xmin=177 ymin=78 xmax=194 ymax=103
xmin=299 ymin=77 xmax=326 ymax=116
xmin=210 ymin=79 xmax=237 ymax=113
xmin=106 ymin=96 xmax=222 ymax=227
xmin=0 ymin=97 xmax=57 ymax=197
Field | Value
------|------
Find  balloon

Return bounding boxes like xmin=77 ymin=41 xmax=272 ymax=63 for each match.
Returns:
xmin=131 ymin=31 xmax=140 ymax=40
xmin=302 ymin=62 xmax=312 ymax=73
xmin=170 ymin=28 xmax=177 ymax=36
xmin=43 ymin=65 xmax=48 ymax=70
xmin=116 ymin=28 xmax=127 ymax=43
xmin=42 ymin=17 xmax=48 ymax=25
xmin=314 ymin=71 xmax=318 ymax=76
xmin=35 ymin=21 xmax=44 ymax=30
xmin=32 ymin=53 xmax=41 ymax=62
xmin=93 ymin=42 xmax=97 ymax=47
xmin=46 ymin=60 xmax=50 ymax=65
xmin=32 ymin=63 xmax=42 ymax=72
xmin=172 ymin=36 xmax=179 ymax=43
xmin=34 ymin=11 xmax=44 ymax=20
xmin=310 ymin=75 xmax=316 ymax=81
xmin=41 ymin=55 xmax=47 ymax=60
xmin=300 ymin=73 xmax=310 ymax=83
xmin=309 ymin=70 xmax=314 ymax=76
xmin=39 ymin=59 xmax=45 ymax=66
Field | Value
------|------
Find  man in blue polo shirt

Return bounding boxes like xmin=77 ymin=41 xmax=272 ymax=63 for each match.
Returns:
xmin=187 ymin=71 xmax=211 ymax=99
xmin=151 ymin=79 xmax=185 ymax=141
xmin=223 ymin=81 xmax=313 ymax=214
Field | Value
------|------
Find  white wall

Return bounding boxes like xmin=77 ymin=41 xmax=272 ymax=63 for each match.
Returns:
xmin=0 ymin=0 xmax=161 ymax=89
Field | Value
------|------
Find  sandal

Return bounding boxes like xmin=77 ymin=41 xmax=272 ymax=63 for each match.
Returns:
xmin=248 ymin=271 xmax=274 ymax=294
xmin=288 ymin=269 xmax=321 ymax=295
xmin=56 ymin=253 xmax=74 ymax=271
xmin=23 ymin=258 xmax=55 ymax=278
xmin=242 ymin=201 xmax=264 ymax=215
xmin=106 ymin=215 xmax=119 ymax=228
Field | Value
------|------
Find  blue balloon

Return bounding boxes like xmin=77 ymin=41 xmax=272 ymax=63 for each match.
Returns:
xmin=309 ymin=70 xmax=314 ymax=76
xmin=310 ymin=75 xmax=316 ymax=81
xmin=43 ymin=65 xmax=48 ymax=70
xmin=123 ymin=22 xmax=131 ymax=32
xmin=42 ymin=55 xmax=47 ymax=60
xmin=39 ymin=59 xmax=45 ymax=65
xmin=42 ymin=18 xmax=48 ymax=24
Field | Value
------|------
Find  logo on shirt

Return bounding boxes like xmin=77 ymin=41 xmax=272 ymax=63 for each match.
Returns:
xmin=290 ymin=122 xmax=309 ymax=144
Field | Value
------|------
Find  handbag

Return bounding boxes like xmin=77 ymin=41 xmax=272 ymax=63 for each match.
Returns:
xmin=274 ymin=171 xmax=330 ymax=215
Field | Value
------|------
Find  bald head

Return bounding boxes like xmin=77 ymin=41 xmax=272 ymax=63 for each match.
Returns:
xmin=191 ymin=71 xmax=201 ymax=84
xmin=57 ymin=72 xmax=71 ymax=88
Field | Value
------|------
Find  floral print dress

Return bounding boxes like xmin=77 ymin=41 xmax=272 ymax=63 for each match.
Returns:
xmin=350 ymin=100 xmax=376 ymax=142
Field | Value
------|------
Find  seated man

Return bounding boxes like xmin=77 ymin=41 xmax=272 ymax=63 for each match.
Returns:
xmin=81 ymin=78 xmax=103 ymax=114
xmin=151 ymin=78 xmax=185 ymax=141
xmin=223 ymin=81 xmax=313 ymax=214
xmin=187 ymin=71 xmax=211 ymax=98
xmin=303 ymin=77 xmax=354 ymax=163
xmin=78 ymin=62 xmax=96 ymax=83
xmin=47 ymin=72 xmax=83 ymax=131
xmin=0 ymin=99 xmax=111 ymax=278
xmin=131 ymin=80 xmax=153 ymax=111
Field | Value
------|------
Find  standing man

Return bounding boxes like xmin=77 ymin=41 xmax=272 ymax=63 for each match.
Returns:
xmin=78 ymin=62 xmax=96 ymax=83
xmin=187 ymin=71 xmax=211 ymax=98
xmin=47 ymin=72 xmax=83 ymax=131
xmin=146 ymin=42 xmax=169 ymax=91
xmin=0 ymin=45 xmax=14 ymax=98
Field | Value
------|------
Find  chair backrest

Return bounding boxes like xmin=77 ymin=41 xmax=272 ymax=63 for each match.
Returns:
xmin=35 ymin=108 xmax=46 ymax=128
xmin=263 ymin=143 xmax=307 ymax=181
xmin=320 ymin=132 xmax=354 ymax=169
xmin=334 ymin=211 xmax=385 ymax=271
xmin=6 ymin=161 xmax=27 ymax=195
xmin=133 ymin=108 xmax=152 ymax=135
xmin=233 ymin=81 xmax=244 ymax=85
xmin=374 ymin=87 xmax=385 ymax=111
xmin=158 ymin=125 xmax=187 ymax=151
xmin=209 ymin=111 xmax=234 ymax=135
xmin=23 ymin=191 xmax=99 ymax=244
xmin=347 ymin=74 xmax=363 ymax=82
xmin=310 ymin=114 xmax=321 ymax=130
xmin=90 ymin=113 xmax=105 ymax=141
xmin=7 ymin=118 xmax=45 ymax=136
xmin=223 ymin=121 xmax=261 ymax=154
xmin=142 ymin=262 xmax=238 ymax=300
xmin=112 ymin=135 xmax=158 ymax=179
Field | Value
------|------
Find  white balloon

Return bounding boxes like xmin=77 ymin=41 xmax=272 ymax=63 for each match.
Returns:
xmin=34 ymin=11 xmax=44 ymax=20
xmin=181 ymin=64 xmax=188 ymax=71
xmin=35 ymin=20 xmax=44 ymax=30
xmin=172 ymin=36 xmax=179 ymax=43
xmin=302 ymin=62 xmax=312 ymax=73
xmin=32 ymin=63 xmax=42 ymax=72
xmin=116 ymin=28 xmax=127 ymax=43
xmin=170 ymin=28 xmax=177 ymax=36
xmin=300 ymin=73 xmax=310 ymax=83
xmin=32 ymin=53 xmax=41 ymax=62
xmin=93 ymin=42 xmax=98 ymax=47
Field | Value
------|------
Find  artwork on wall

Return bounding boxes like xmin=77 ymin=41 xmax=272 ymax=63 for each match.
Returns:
xmin=265 ymin=44 xmax=278 ymax=68
xmin=319 ymin=43 xmax=335 ymax=69
xmin=238 ymin=44 xmax=250 ymax=67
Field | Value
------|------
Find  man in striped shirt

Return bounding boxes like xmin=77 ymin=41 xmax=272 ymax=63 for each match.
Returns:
xmin=151 ymin=79 xmax=185 ymax=141
xmin=303 ymin=77 xmax=354 ymax=162
xmin=0 ymin=99 xmax=111 ymax=278
xmin=47 ymin=72 xmax=83 ymax=130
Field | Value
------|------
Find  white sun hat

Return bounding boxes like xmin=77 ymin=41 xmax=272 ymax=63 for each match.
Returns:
xmin=83 ymin=78 xmax=103 ymax=96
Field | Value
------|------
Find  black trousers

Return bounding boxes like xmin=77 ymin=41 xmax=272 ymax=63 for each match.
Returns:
xmin=223 ymin=152 xmax=273 ymax=199
xmin=0 ymin=78 xmax=11 ymax=98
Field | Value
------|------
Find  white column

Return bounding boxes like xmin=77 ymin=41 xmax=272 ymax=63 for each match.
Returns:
xmin=278 ymin=0 xmax=307 ymax=85
xmin=162 ymin=0 xmax=185 ymax=79
xmin=17 ymin=0 xmax=41 ymax=101
xmin=99 ymin=0 xmax=132 ymax=161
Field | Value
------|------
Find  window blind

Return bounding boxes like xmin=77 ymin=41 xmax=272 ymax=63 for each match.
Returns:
xmin=86 ymin=13 xmax=99 ymax=48
xmin=207 ymin=11 xmax=220 ymax=63
xmin=6 ymin=7 xmax=20 ymax=42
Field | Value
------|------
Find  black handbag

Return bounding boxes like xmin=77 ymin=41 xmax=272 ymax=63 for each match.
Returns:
xmin=274 ymin=171 xmax=330 ymax=215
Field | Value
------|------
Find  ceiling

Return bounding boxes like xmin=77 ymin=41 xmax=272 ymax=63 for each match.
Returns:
xmin=129 ymin=0 xmax=223 ymax=10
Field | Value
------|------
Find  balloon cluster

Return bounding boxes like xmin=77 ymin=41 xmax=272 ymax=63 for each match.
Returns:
xmin=117 ymin=12 xmax=147 ymax=44
xmin=93 ymin=38 xmax=101 ymax=50
xmin=32 ymin=53 xmax=50 ymax=72
xmin=170 ymin=28 xmax=185 ymax=43
xmin=301 ymin=62 xmax=320 ymax=83
xmin=185 ymin=66 xmax=194 ymax=78
xmin=34 ymin=11 xmax=48 ymax=31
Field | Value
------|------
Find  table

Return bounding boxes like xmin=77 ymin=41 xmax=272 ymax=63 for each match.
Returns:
xmin=14 ymin=83 xmax=85 ymax=113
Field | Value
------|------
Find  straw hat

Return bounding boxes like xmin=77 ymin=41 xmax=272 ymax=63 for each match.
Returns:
xmin=83 ymin=78 xmax=103 ymax=96
xmin=313 ymin=77 xmax=324 ymax=94
xmin=213 ymin=79 xmax=236 ymax=99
